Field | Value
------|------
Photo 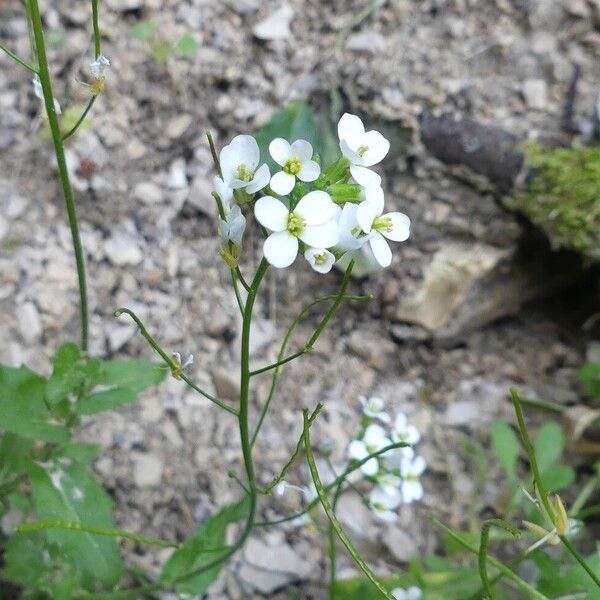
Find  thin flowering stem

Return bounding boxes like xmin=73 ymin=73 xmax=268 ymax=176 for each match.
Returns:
xmin=28 ymin=0 xmax=90 ymax=352
xmin=262 ymin=403 xmax=323 ymax=495
xmin=250 ymin=349 xmax=306 ymax=377
xmin=207 ymin=131 xmax=223 ymax=179
xmin=303 ymin=409 xmax=396 ymax=600
xmin=0 ymin=41 xmax=38 ymax=73
xmin=431 ymin=518 xmax=549 ymax=600
xmin=478 ymin=519 xmax=521 ymax=600
xmin=114 ymin=307 xmax=239 ymax=416
xmin=61 ymin=95 xmax=96 ymax=142
xmin=250 ymin=292 xmax=373 ymax=447
xmin=328 ymin=478 xmax=344 ymax=598
xmin=91 ymin=0 xmax=101 ymax=57
xmin=17 ymin=520 xmax=182 ymax=549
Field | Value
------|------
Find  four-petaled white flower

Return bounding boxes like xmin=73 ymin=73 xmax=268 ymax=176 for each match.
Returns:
xmin=254 ymin=191 xmax=339 ymax=268
xmin=269 ymin=138 xmax=320 ymax=195
xmin=304 ymin=247 xmax=335 ymax=274
xmin=32 ymin=76 xmax=61 ymax=115
xmin=220 ymin=205 xmax=246 ymax=246
xmin=400 ymin=455 xmax=426 ymax=503
xmin=355 ymin=191 xmax=410 ymax=267
xmin=392 ymin=586 xmax=423 ymax=600
xmin=392 ymin=413 xmax=421 ymax=446
xmin=359 ymin=395 xmax=391 ymax=423
xmin=348 ymin=423 xmax=392 ymax=476
xmin=90 ymin=54 xmax=110 ymax=79
xmin=220 ymin=135 xmax=270 ymax=194
xmin=369 ymin=485 xmax=401 ymax=522
xmin=338 ymin=113 xmax=390 ymax=186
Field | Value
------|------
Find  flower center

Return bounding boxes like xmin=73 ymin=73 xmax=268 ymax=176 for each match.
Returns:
xmin=236 ymin=163 xmax=254 ymax=182
xmin=287 ymin=212 xmax=306 ymax=237
xmin=283 ymin=157 xmax=302 ymax=176
xmin=372 ymin=215 xmax=393 ymax=233
xmin=313 ymin=252 xmax=328 ymax=265
xmin=357 ymin=144 xmax=369 ymax=156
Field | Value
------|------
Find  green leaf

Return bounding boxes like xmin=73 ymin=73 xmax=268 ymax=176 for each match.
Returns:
xmin=0 ymin=433 xmax=34 ymax=477
xmin=535 ymin=551 xmax=600 ymax=597
xmin=131 ymin=20 xmax=155 ymax=40
xmin=490 ymin=420 xmax=519 ymax=481
xmin=27 ymin=459 xmax=123 ymax=588
xmin=0 ymin=531 xmax=84 ymax=598
xmin=534 ymin=421 xmax=564 ymax=474
xmin=151 ymin=40 xmax=172 ymax=64
xmin=176 ymin=33 xmax=198 ymax=58
xmin=0 ymin=365 xmax=70 ymax=443
xmin=579 ymin=361 xmax=600 ymax=398
xmin=57 ymin=442 xmax=102 ymax=465
xmin=541 ymin=464 xmax=575 ymax=491
xmin=76 ymin=359 xmax=166 ymax=415
xmin=161 ymin=497 xmax=249 ymax=593
xmin=256 ymin=103 xmax=322 ymax=173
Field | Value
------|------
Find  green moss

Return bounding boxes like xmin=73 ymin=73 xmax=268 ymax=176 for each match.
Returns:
xmin=508 ymin=144 xmax=600 ymax=261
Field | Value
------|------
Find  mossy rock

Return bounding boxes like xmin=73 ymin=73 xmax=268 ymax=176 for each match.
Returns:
xmin=507 ymin=144 xmax=600 ymax=261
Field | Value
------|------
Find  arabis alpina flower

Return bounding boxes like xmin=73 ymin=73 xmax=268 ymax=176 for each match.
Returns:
xmin=359 ymin=396 xmax=391 ymax=423
xmin=32 ymin=76 xmax=61 ymax=115
xmin=522 ymin=489 xmax=572 ymax=553
xmin=304 ymin=247 xmax=335 ymax=274
xmin=400 ymin=455 xmax=426 ymax=503
xmin=392 ymin=587 xmax=423 ymax=600
xmin=348 ymin=423 xmax=392 ymax=476
xmin=369 ymin=485 xmax=401 ymax=522
xmin=254 ymin=191 xmax=339 ymax=268
xmin=220 ymin=135 xmax=270 ymax=194
xmin=220 ymin=205 xmax=246 ymax=246
xmin=269 ymin=138 xmax=320 ymax=195
xmin=338 ymin=113 xmax=390 ymax=186
xmin=356 ymin=191 xmax=410 ymax=267
xmin=392 ymin=413 xmax=421 ymax=445
xmin=213 ymin=175 xmax=233 ymax=205
xmin=171 ymin=352 xmax=193 ymax=379
xmin=90 ymin=54 xmax=110 ymax=79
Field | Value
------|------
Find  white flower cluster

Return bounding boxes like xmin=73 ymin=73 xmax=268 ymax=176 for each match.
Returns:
xmin=212 ymin=113 xmax=410 ymax=271
xmin=348 ymin=396 xmax=426 ymax=522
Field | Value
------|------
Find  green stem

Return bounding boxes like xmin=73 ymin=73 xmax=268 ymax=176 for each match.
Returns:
xmin=250 ymin=349 xmax=306 ymax=377
xmin=329 ymin=480 xmax=344 ymax=599
xmin=431 ymin=518 xmax=549 ymax=600
xmin=61 ymin=95 xmax=96 ymax=141
xmin=303 ymin=408 xmax=395 ymax=600
xmin=560 ymin=535 xmax=600 ymax=588
xmin=114 ymin=307 xmax=238 ymax=416
xmin=17 ymin=520 xmax=181 ymax=548
xmin=478 ymin=519 xmax=521 ymax=600
xmin=0 ymin=41 xmax=38 ymax=72
xmin=91 ymin=0 xmax=101 ymax=57
xmin=28 ymin=0 xmax=89 ymax=351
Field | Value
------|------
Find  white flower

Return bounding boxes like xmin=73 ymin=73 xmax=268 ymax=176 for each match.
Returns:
xmin=335 ymin=184 xmax=383 ymax=253
xmin=338 ymin=113 xmax=390 ymax=186
xmin=400 ymin=455 xmax=426 ymax=503
xmin=32 ymin=76 xmax=61 ymax=115
xmin=90 ymin=54 xmax=110 ymax=79
xmin=392 ymin=586 xmax=423 ymax=600
xmin=359 ymin=396 xmax=391 ymax=423
xmin=220 ymin=135 xmax=270 ymax=194
xmin=269 ymin=138 xmax=320 ymax=195
xmin=213 ymin=175 xmax=234 ymax=205
xmin=369 ymin=485 xmax=401 ymax=522
xmin=391 ymin=413 xmax=421 ymax=446
xmin=304 ymin=247 xmax=335 ymax=274
xmin=172 ymin=352 xmax=194 ymax=370
xmin=348 ymin=423 xmax=392 ymax=476
xmin=220 ymin=204 xmax=246 ymax=246
xmin=254 ymin=191 xmax=339 ymax=269
xmin=376 ymin=471 xmax=402 ymax=496
xmin=355 ymin=191 xmax=410 ymax=267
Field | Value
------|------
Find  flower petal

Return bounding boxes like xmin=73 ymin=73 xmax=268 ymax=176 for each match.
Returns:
xmin=254 ymin=196 xmax=288 ymax=231
xmin=220 ymin=135 xmax=259 ymax=180
xmin=382 ymin=212 xmax=411 ymax=242
xmin=304 ymin=247 xmax=335 ymax=274
xmin=270 ymin=171 xmax=296 ymax=195
xmin=350 ymin=165 xmax=381 ymax=186
xmin=364 ymin=184 xmax=384 ymax=214
xmin=297 ymin=160 xmax=320 ymax=182
xmin=361 ymin=457 xmax=379 ymax=476
xmin=246 ymin=163 xmax=270 ymax=193
xmin=348 ymin=440 xmax=368 ymax=461
xmin=295 ymin=190 xmax=335 ymax=225
xmin=290 ymin=139 xmax=313 ymax=161
xmin=340 ymin=139 xmax=363 ymax=164
xmin=263 ymin=231 xmax=298 ymax=268
xmin=356 ymin=200 xmax=378 ymax=234
xmin=361 ymin=130 xmax=390 ymax=166
xmin=338 ymin=113 xmax=365 ymax=147
xmin=369 ymin=232 xmax=392 ymax=267
xmin=213 ymin=175 xmax=233 ymax=207
xmin=364 ymin=424 xmax=387 ymax=447
xmin=300 ymin=220 xmax=339 ymax=248
xmin=269 ymin=138 xmax=292 ymax=166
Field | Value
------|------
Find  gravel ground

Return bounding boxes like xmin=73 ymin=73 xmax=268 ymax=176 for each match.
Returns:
xmin=1 ymin=0 xmax=599 ymax=597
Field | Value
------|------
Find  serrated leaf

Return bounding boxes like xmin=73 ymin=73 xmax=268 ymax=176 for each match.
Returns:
xmin=176 ymin=33 xmax=198 ymax=58
xmin=0 ymin=365 xmax=70 ymax=443
xmin=534 ymin=421 xmax=564 ymax=474
xmin=131 ymin=20 xmax=155 ymax=40
xmin=161 ymin=497 xmax=249 ymax=594
xmin=490 ymin=420 xmax=519 ymax=481
xmin=76 ymin=359 xmax=166 ymax=415
xmin=27 ymin=459 xmax=123 ymax=588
